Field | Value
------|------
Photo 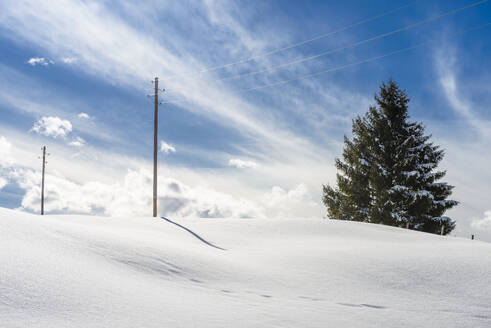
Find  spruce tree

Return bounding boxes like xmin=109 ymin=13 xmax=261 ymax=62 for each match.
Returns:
xmin=323 ymin=80 xmax=458 ymax=235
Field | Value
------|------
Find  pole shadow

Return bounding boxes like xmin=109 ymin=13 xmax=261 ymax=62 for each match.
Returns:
xmin=161 ymin=217 xmax=226 ymax=251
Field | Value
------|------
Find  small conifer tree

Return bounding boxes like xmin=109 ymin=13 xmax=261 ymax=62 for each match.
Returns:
xmin=323 ymin=80 xmax=458 ymax=235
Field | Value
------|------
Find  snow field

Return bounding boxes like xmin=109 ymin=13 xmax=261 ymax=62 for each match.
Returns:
xmin=1 ymin=207 xmax=490 ymax=327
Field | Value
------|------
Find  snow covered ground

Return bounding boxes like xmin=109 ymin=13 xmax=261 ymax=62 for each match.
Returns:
xmin=1 ymin=207 xmax=490 ymax=328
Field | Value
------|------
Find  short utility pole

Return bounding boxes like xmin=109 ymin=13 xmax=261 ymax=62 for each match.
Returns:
xmin=153 ymin=77 xmax=159 ymax=217
xmin=40 ymin=146 xmax=47 ymax=215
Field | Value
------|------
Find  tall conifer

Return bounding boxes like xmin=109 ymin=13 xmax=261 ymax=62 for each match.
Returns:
xmin=323 ymin=80 xmax=458 ymax=234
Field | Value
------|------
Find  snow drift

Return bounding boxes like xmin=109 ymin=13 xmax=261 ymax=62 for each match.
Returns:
xmin=0 ymin=207 xmax=490 ymax=327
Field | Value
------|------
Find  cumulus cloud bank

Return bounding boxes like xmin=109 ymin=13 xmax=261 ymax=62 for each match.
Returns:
xmin=0 ymin=136 xmax=14 ymax=167
xmin=0 ymin=136 xmax=319 ymax=219
xmin=262 ymin=183 xmax=318 ymax=218
xmin=0 ymin=177 xmax=7 ymax=190
xmin=14 ymin=168 xmax=262 ymax=218
xmin=228 ymin=158 xmax=258 ymax=169
xmin=471 ymin=211 xmax=491 ymax=231
xmin=0 ymin=136 xmax=13 ymax=190
xmin=31 ymin=116 xmax=72 ymax=138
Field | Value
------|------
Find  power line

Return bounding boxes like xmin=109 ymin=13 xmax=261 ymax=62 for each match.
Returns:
xmin=165 ymin=0 xmax=488 ymax=92
xmin=240 ymin=22 xmax=491 ymax=92
xmin=215 ymin=0 xmax=489 ymax=83
xmin=165 ymin=0 xmax=424 ymax=81
xmin=160 ymin=21 xmax=491 ymax=105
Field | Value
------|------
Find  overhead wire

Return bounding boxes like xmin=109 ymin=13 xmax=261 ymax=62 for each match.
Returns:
xmin=165 ymin=0 xmax=425 ymax=81
xmin=241 ymin=22 xmax=491 ymax=92
xmin=160 ymin=21 xmax=491 ymax=105
xmin=164 ymin=0 xmax=488 ymax=93
xmin=214 ymin=0 xmax=490 ymax=83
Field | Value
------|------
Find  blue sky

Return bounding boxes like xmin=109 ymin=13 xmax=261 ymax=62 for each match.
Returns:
xmin=0 ymin=0 xmax=490 ymax=240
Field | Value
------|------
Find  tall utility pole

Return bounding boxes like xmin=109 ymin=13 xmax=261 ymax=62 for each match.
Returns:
xmin=153 ymin=77 xmax=159 ymax=217
xmin=40 ymin=146 xmax=46 ymax=215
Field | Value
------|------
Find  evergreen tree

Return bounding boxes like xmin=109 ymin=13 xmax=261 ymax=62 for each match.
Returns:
xmin=323 ymin=80 xmax=458 ymax=235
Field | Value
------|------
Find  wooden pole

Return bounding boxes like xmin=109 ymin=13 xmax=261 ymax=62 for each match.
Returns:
xmin=153 ymin=77 xmax=158 ymax=217
xmin=41 ymin=146 xmax=46 ymax=215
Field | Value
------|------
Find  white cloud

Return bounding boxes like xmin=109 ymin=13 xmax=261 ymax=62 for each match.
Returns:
xmin=0 ymin=176 xmax=7 ymax=189
xmin=31 ymin=116 xmax=72 ymax=138
xmin=69 ymin=136 xmax=85 ymax=147
xmin=228 ymin=158 xmax=257 ymax=169
xmin=0 ymin=1 xmax=349 ymax=224
xmin=0 ymin=136 xmax=13 ymax=191
xmin=61 ymin=57 xmax=76 ymax=64
xmin=263 ymin=184 xmax=311 ymax=207
xmin=262 ymin=183 xmax=318 ymax=218
xmin=0 ymin=0 xmax=490 ymax=241
xmin=77 ymin=112 xmax=90 ymax=119
xmin=0 ymin=132 xmax=322 ymax=219
xmin=160 ymin=141 xmax=176 ymax=154
xmin=432 ymin=45 xmax=491 ymax=240
xmin=0 ymin=136 xmax=14 ymax=167
xmin=0 ymin=0 xmax=331 ymax=165
xmin=0 ymin=65 xmax=121 ymax=144
xmin=14 ymin=167 xmax=263 ymax=218
xmin=471 ymin=211 xmax=491 ymax=231
xmin=27 ymin=57 xmax=51 ymax=66
xmin=435 ymin=47 xmax=490 ymax=139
